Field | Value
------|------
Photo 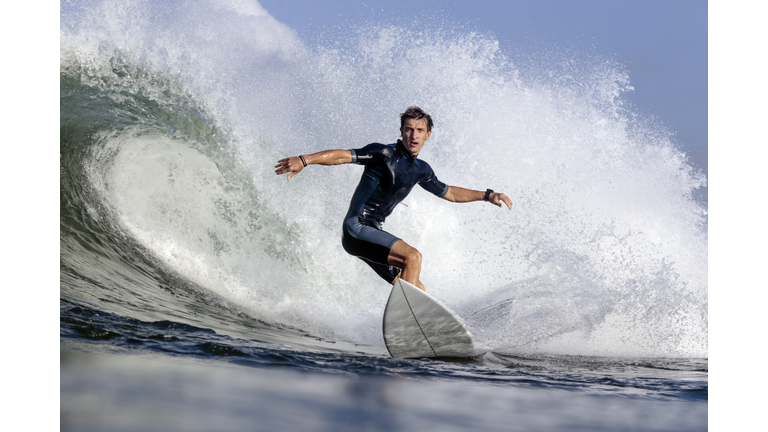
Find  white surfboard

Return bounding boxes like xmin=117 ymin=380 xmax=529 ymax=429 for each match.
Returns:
xmin=382 ymin=278 xmax=475 ymax=359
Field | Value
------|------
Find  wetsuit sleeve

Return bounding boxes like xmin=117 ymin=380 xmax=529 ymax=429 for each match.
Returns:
xmin=419 ymin=164 xmax=449 ymax=198
xmin=349 ymin=143 xmax=390 ymax=166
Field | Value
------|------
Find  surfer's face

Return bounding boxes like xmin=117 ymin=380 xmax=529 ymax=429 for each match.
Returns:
xmin=400 ymin=118 xmax=431 ymax=156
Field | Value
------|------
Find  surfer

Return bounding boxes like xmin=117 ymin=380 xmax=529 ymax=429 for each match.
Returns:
xmin=275 ymin=106 xmax=512 ymax=291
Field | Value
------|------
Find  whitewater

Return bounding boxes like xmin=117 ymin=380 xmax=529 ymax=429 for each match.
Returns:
xmin=60 ymin=1 xmax=708 ymax=430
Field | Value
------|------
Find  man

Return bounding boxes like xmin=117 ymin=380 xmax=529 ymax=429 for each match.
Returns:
xmin=275 ymin=106 xmax=512 ymax=291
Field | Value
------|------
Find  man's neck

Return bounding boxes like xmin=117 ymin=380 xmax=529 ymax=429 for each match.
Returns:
xmin=397 ymin=139 xmax=417 ymax=159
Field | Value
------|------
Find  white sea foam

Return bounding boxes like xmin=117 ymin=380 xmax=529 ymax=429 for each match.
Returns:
xmin=66 ymin=0 xmax=707 ymax=357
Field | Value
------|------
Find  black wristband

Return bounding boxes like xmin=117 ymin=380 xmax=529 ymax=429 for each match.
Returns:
xmin=484 ymin=189 xmax=494 ymax=201
xmin=299 ymin=155 xmax=307 ymax=167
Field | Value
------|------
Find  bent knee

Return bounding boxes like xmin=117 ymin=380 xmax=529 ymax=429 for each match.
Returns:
xmin=403 ymin=248 xmax=422 ymax=267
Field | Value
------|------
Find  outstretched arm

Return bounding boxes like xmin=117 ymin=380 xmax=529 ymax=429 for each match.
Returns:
xmin=274 ymin=149 xmax=353 ymax=180
xmin=442 ymin=186 xmax=513 ymax=209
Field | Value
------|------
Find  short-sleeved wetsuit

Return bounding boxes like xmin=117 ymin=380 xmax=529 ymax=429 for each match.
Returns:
xmin=342 ymin=140 xmax=449 ymax=283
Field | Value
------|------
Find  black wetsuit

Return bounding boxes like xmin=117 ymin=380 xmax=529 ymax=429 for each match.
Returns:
xmin=342 ymin=140 xmax=448 ymax=283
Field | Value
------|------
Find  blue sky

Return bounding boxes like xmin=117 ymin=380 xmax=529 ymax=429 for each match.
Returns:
xmin=259 ymin=0 xmax=708 ymax=177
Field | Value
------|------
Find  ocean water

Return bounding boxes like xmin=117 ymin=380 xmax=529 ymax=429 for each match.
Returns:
xmin=59 ymin=1 xmax=708 ymax=430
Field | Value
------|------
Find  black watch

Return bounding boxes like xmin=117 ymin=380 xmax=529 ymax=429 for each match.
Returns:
xmin=484 ymin=189 xmax=494 ymax=201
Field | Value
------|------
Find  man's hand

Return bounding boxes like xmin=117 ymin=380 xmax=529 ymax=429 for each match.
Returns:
xmin=489 ymin=192 xmax=513 ymax=210
xmin=274 ymin=156 xmax=304 ymax=180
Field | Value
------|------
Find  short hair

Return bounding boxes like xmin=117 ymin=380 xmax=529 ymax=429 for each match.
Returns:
xmin=400 ymin=106 xmax=433 ymax=132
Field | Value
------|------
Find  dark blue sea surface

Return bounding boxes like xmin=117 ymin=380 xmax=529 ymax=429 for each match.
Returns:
xmin=61 ymin=297 xmax=706 ymax=431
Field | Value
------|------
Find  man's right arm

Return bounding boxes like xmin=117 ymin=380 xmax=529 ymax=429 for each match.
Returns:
xmin=274 ymin=149 xmax=353 ymax=180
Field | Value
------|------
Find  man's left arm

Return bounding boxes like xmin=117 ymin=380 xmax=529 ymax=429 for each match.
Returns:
xmin=442 ymin=186 xmax=513 ymax=210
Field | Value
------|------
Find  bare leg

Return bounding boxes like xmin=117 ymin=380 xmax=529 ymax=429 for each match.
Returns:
xmin=388 ymin=240 xmax=426 ymax=291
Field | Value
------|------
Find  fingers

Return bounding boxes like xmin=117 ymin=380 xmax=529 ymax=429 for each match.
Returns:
xmin=492 ymin=193 xmax=513 ymax=209
xmin=500 ymin=194 xmax=513 ymax=209
xmin=274 ymin=156 xmax=302 ymax=179
xmin=274 ymin=161 xmax=287 ymax=174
